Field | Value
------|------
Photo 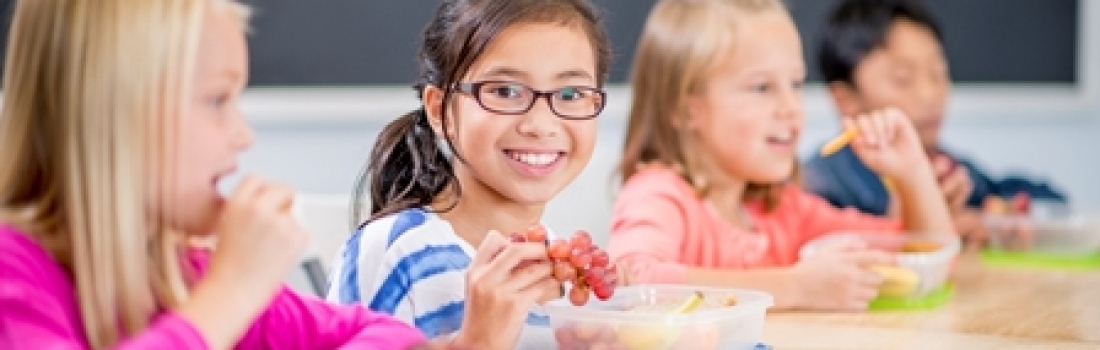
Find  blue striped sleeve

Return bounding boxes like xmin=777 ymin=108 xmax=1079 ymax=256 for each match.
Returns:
xmin=368 ymin=244 xmax=471 ymax=313
xmin=414 ymin=300 xmax=466 ymax=338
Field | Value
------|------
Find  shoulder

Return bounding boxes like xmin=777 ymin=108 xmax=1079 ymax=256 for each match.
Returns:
xmin=0 ymin=225 xmax=59 ymax=280
xmin=619 ymin=166 xmax=698 ymax=204
xmin=352 ymin=209 xmax=462 ymax=256
xmin=353 ymin=209 xmax=471 ymax=273
xmin=0 ymin=225 xmax=71 ymax=306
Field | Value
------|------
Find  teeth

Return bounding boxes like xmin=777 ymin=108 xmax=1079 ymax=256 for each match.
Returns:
xmin=507 ymin=151 xmax=559 ymax=166
xmin=769 ymin=134 xmax=793 ymax=142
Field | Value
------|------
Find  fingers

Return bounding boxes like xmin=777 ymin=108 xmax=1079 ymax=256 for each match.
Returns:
xmin=823 ymin=239 xmax=870 ymax=254
xmin=499 ymin=261 xmax=554 ymax=295
xmin=534 ymin=277 xmax=565 ymax=304
xmin=854 ymin=113 xmax=879 ymax=147
xmin=940 ymin=169 xmax=972 ymax=210
xmin=472 ymin=231 xmax=508 ymax=267
xmin=848 ymin=250 xmax=897 ymax=267
xmin=490 ymin=242 xmax=551 ymax=271
xmin=846 ymin=285 xmax=880 ymax=311
xmin=932 ymin=154 xmax=956 ymax=178
xmin=231 ymin=176 xmax=294 ymax=214
xmin=871 ymin=110 xmax=888 ymax=145
xmin=472 ymin=242 xmax=551 ymax=286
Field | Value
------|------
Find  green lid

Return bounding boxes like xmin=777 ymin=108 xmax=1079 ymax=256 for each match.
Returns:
xmin=868 ymin=283 xmax=953 ymax=311
xmin=980 ymin=250 xmax=1100 ymax=270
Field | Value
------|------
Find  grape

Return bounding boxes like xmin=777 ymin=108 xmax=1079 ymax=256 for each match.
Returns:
xmin=548 ymin=240 xmax=571 ymax=259
xmin=570 ymin=250 xmax=592 ymax=269
xmin=569 ymin=285 xmax=590 ymax=306
xmin=591 ymin=250 xmax=610 ymax=268
xmin=585 ymin=266 xmax=606 ymax=286
xmin=593 ymin=283 xmax=613 ymax=301
xmin=553 ymin=261 xmax=576 ymax=281
xmin=571 ymin=230 xmax=593 ymax=249
xmin=524 ymin=224 xmax=548 ymax=243
xmin=540 ymin=230 xmax=617 ymax=306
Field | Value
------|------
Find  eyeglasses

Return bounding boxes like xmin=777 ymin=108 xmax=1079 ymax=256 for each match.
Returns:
xmin=455 ymin=81 xmax=606 ymax=120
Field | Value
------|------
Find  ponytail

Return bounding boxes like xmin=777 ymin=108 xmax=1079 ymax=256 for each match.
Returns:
xmin=350 ymin=107 xmax=458 ymax=229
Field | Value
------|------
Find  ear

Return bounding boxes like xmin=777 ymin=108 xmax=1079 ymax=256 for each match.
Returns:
xmin=828 ymin=81 xmax=863 ymax=118
xmin=422 ymin=85 xmax=450 ymax=137
xmin=675 ymin=95 xmax=704 ymax=132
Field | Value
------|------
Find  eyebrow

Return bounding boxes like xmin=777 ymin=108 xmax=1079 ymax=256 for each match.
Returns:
xmin=478 ymin=67 xmax=594 ymax=82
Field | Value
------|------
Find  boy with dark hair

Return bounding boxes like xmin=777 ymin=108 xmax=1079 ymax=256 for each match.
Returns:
xmin=803 ymin=0 xmax=1066 ymax=241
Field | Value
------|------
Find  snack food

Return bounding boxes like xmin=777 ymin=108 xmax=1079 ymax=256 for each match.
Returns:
xmin=511 ymin=227 xmax=618 ymax=306
xmin=554 ymin=292 xmax=738 ymax=350
xmin=870 ymin=265 xmax=920 ymax=297
xmin=900 ymin=239 xmax=943 ymax=253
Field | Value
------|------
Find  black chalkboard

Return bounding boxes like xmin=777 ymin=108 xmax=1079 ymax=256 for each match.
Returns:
xmin=0 ymin=0 xmax=1080 ymax=86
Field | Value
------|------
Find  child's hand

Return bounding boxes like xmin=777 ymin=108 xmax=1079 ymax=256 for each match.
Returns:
xmin=953 ymin=209 xmax=988 ymax=251
xmin=454 ymin=232 xmax=559 ymax=350
xmin=933 ymin=154 xmax=973 ymax=211
xmin=790 ymin=244 xmax=895 ymax=311
xmin=208 ymin=176 xmax=309 ymax=299
xmin=847 ymin=108 xmax=932 ymax=181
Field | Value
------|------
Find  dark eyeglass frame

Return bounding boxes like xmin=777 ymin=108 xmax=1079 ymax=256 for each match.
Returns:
xmin=454 ymin=81 xmax=606 ymax=120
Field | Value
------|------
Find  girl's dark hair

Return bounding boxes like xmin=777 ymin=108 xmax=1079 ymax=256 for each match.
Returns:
xmin=351 ymin=0 xmax=612 ymax=229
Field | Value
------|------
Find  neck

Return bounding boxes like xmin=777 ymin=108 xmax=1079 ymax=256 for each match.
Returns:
xmin=692 ymin=151 xmax=750 ymax=228
xmin=702 ymin=172 xmax=748 ymax=223
xmin=435 ymin=169 xmax=545 ymax=248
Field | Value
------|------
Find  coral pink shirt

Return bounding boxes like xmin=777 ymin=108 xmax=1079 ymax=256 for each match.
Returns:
xmin=609 ymin=167 xmax=902 ymax=284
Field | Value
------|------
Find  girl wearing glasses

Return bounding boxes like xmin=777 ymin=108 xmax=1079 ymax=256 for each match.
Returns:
xmin=326 ymin=0 xmax=611 ymax=348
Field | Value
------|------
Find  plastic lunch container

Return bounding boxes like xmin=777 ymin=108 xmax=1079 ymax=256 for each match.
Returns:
xmin=799 ymin=232 xmax=961 ymax=298
xmin=984 ymin=211 xmax=1100 ymax=256
xmin=544 ymin=285 xmax=774 ymax=350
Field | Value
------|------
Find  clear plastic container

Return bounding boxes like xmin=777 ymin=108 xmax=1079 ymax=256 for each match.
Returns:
xmin=799 ymin=232 xmax=960 ymax=297
xmin=985 ymin=212 xmax=1100 ymax=256
xmin=543 ymin=285 xmax=774 ymax=350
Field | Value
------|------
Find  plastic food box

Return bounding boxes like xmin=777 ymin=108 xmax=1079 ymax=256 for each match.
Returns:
xmin=800 ymin=232 xmax=960 ymax=310
xmin=544 ymin=285 xmax=774 ymax=350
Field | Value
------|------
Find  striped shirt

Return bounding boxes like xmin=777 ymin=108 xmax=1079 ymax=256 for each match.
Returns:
xmin=326 ymin=208 xmax=555 ymax=349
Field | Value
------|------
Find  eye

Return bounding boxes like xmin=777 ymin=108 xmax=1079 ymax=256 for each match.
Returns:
xmin=750 ymin=83 xmax=771 ymax=93
xmin=556 ymin=87 xmax=587 ymax=101
xmin=209 ymin=93 xmax=229 ymax=108
xmin=792 ymin=79 xmax=805 ymax=90
xmin=488 ymin=84 xmax=524 ymax=99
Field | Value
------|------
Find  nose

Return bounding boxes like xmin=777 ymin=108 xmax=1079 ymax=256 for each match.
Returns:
xmin=776 ymin=84 xmax=804 ymax=122
xmin=516 ymin=95 xmax=560 ymax=138
xmin=915 ymin=73 xmax=947 ymax=112
xmin=231 ymin=106 xmax=254 ymax=150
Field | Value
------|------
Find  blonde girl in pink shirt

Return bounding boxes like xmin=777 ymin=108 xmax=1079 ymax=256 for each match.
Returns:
xmin=609 ymin=0 xmax=954 ymax=311
xmin=0 ymin=1 xmax=533 ymax=348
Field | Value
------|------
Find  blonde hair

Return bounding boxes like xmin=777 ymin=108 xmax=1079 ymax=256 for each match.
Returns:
xmin=0 ymin=0 xmax=249 ymax=348
xmin=620 ymin=0 xmax=792 ymax=210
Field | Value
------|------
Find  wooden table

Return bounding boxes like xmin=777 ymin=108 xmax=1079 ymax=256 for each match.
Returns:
xmin=762 ymin=254 xmax=1100 ymax=348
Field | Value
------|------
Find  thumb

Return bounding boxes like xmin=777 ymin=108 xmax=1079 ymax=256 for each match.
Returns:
xmin=472 ymin=230 xmax=508 ymax=267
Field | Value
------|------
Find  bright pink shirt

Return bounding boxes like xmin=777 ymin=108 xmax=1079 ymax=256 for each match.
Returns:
xmin=609 ymin=167 xmax=902 ymax=284
xmin=0 ymin=225 xmax=426 ymax=349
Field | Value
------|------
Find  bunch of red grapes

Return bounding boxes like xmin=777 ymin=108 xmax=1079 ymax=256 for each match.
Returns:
xmin=509 ymin=226 xmax=619 ymax=306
